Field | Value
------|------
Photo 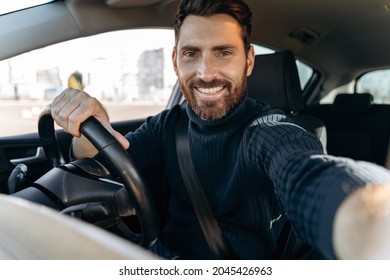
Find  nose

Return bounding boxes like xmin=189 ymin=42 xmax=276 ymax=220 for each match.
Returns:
xmin=196 ymin=56 xmax=218 ymax=82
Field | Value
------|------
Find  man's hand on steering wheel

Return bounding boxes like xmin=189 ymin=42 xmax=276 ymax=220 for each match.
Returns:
xmin=38 ymin=92 xmax=159 ymax=248
xmin=51 ymin=88 xmax=130 ymax=158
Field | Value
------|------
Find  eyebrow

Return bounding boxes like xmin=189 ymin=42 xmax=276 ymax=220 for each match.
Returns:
xmin=180 ymin=44 xmax=238 ymax=52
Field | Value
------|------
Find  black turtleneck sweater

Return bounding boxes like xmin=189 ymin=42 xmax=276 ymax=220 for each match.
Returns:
xmin=125 ymin=96 xmax=390 ymax=259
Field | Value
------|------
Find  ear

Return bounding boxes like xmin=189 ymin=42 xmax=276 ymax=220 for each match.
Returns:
xmin=172 ymin=47 xmax=178 ymax=76
xmin=246 ymin=45 xmax=255 ymax=77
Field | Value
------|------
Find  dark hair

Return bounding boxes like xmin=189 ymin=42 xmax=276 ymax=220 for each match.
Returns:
xmin=174 ymin=0 xmax=252 ymax=51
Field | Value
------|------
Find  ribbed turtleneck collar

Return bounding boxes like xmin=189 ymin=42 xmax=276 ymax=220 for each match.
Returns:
xmin=186 ymin=94 xmax=258 ymax=132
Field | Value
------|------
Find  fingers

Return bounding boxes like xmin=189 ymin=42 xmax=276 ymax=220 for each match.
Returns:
xmin=51 ymin=88 xmax=130 ymax=150
xmin=51 ymin=88 xmax=109 ymax=137
xmin=97 ymin=119 xmax=130 ymax=150
xmin=112 ymin=130 xmax=130 ymax=150
xmin=333 ymin=184 xmax=390 ymax=259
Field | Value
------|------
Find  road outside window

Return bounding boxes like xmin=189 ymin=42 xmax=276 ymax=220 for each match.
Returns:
xmin=0 ymin=29 xmax=177 ymax=136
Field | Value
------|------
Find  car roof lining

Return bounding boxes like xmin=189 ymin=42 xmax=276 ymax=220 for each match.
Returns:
xmin=248 ymin=0 xmax=390 ymax=91
xmin=0 ymin=1 xmax=80 ymax=59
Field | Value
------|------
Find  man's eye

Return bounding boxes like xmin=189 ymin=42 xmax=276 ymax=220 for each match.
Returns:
xmin=219 ymin=50 xmax=232 ymax=57
xmin=184 ymin=51 xmax=196 ymax=58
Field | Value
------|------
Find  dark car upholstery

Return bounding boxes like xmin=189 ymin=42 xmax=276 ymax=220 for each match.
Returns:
xmin=305 ymin=93 xmax=390 ymax=168
xmin=247 ymin=50 xmax=327 ymax=151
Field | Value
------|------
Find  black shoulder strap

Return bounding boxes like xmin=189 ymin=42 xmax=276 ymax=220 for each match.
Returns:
xmin=175 ymin=103 xmax=235 ymax=259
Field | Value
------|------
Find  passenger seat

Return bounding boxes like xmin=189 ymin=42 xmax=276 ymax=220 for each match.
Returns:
xmin=247 ymin=50 xmax=326 ymax=259
xmin=247 ymin=50 xmax=327 ymax=151
xmin=305 ymin=93 xmax=390 ymax=168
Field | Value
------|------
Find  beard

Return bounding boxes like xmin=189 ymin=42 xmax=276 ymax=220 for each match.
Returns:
xmin=179 ymin=69 xmax=248 ymax=121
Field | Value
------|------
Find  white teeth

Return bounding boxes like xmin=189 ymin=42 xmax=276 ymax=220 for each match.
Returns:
xmin=197 ymin=87 xmax=223 ymax=94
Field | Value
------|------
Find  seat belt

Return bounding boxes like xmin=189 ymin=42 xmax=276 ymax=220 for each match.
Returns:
xmin=175 ymin=103 xmax=235 ymax=259
xmin=385 ymin=138 xmax=390 ymax=169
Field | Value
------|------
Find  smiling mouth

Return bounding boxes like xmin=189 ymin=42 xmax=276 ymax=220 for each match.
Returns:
xmin=195 ymin=86 xmax=224 ymax=94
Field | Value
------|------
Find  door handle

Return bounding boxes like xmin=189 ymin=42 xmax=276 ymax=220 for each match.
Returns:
xmin=10 ymin=147 xmax=46 ymax=165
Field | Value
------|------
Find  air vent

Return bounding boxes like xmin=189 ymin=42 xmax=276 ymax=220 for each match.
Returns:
xmin=289 ymin=28 xmax=320 ymax=45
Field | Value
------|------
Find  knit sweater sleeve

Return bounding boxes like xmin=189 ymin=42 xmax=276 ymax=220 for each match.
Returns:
xmin=246 ymin=113 xmax=390 ymax=259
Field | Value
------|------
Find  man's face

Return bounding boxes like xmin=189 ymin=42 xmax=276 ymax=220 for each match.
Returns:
xmin=173 ymin=14 xmax=255 ymax=120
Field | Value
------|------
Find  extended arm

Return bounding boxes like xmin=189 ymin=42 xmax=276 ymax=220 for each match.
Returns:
xmin=248 ymin=113 xmax=390 ymax=259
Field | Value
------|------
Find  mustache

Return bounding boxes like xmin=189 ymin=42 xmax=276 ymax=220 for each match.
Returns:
xmin=190 ymin=79 xmax=229 ymax=88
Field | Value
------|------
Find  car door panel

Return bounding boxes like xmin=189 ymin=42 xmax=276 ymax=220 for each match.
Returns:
xmin=0 ymin=131 xmax=72 ymax=193
xmin=0 ymin=118 xmax=146 ymax=194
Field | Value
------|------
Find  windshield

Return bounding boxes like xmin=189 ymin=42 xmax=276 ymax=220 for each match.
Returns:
xmin=0 ymin=0 xmax=55 ymax=15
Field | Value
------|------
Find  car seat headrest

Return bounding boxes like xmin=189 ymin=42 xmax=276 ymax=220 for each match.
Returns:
xmin=332 ymin=93 xmax=373 ymax=114
xmin=247 ymin=50 xmax=304 ymax=113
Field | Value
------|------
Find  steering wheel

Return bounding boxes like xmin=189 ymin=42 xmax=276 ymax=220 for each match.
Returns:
xmin=37 ymin=106 xmax=159 ymax=248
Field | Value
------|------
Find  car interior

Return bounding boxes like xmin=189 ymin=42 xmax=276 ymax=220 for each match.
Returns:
xmin=0 ymin=0 xmax=389 ymax=259
xmin=246 ymin=51 xmax=328 ymax=150
xmin=306 ymin=93 xmax=390 ymax=166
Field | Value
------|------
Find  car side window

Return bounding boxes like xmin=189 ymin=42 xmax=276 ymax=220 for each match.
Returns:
xmin=356 ymin=70 xmax=390 ymax=104
xmin=320 ymin=70 xmax=390 ymax=104
xmin=0 ymin=29 xmax=177 ymax=136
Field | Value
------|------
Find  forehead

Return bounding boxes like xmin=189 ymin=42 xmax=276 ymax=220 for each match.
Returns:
xmin=177 ymin=14 xmax=243 ymax=48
